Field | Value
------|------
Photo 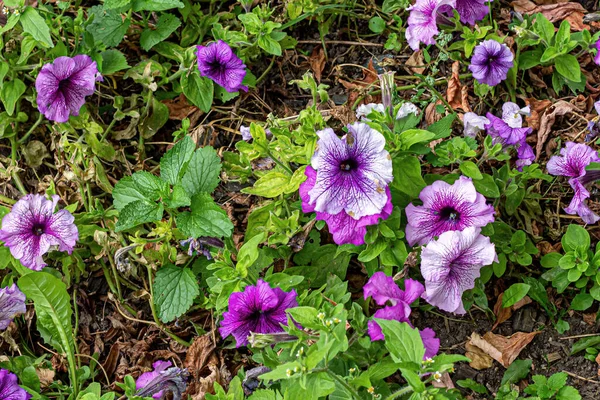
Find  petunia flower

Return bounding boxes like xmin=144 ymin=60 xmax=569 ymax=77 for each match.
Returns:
xmin=453 ymin=0 xmax=491 ymax=25
xmin=35 ymin=55 xmax=102 ymax=123
xmin=406 ymin=0 xmax=457 ymax=51
xmin=405 ymin=176 xmax=495 ymax=246
xmin=0 ymin=284 xmax=26 ymax=330
xmin=547 ymin=142 xmax=600 ymax=224
xmin=469 ymin=40 xmax=514 ymax=87
xmin=502 ymin=102 xmax=530 ymax=129
xmin=356 ymin=103 xmax=386 ymax=121
xmin=586 ymin=100 xmax=600 ymax=140
xmin=0 ymin=195 xmax=79 ymax=271
xmin=363 ymin=272 xmax=424 ymax=316
xmin=196 ymin=40 xmax=248 ymax=93
xmin=219 ymin=280 xmax=298 ymax=347
xmin=0 ymin=369 xmax=31 ymax=400
xmin=594 ymin=38 xmax=600 ymax=65
xmin=421 ymin=227 xmax=497 ymax=314
xmin=396 ymin=102 xmax=420 ymax=119
xmin=463 ymin=112 xmax=490 ymax=138
xmin=135 ymin=361 xmax=188 ymax=400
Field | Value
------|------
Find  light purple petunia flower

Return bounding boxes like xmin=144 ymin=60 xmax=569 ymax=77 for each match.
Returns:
xmin=135 ymin=360 xmax=188 ymax=400
xmin=463 ymin=112 xmax=490 ymax=138
xmin=196 ymin=40 xmax=248 ymax=93
xmin=0 ymin=194 xmax=79 ymax=271
xmin=469 ymin=40 xmax=514 ymax=87
xmin=547 ymin=142 xmax=600 ymax=224
xmin=396 ymin=102 xmax=420 ymax=119
xmin=405 ymin=176 xmax=495 ymax=246
xmin=35 ymin=55 xmax=102 ymax=123
xmin=594 ymin=39 xmax=600 ymax=66
xmin=406 ymin=0 xmax=456 ymax=51
xmin=0 ymin=368 xmax=31 ymax=400
xmin=453 ymin=0 xmax=491 ymax=25
xmin=240 ymin=125 xmax=252 ymax=141
xmin=219 ymin=280 xmax=298 ymax=347
xmin=421 ymin=227 xmax=496 ymax=314
xmin=0 ymin=284 xmax=26 ymax=330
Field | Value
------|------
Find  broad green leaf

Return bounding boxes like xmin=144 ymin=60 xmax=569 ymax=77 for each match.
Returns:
xmin=257 ymin=35 xmax=282 ymax=56
xmin=104 ymin=0 xmax=131 ymax=9
xmin=533 ymin=13 xmax=555 ymax=44
xmin=1 ymin=78 xmax=26 ymax=116
xmin=556 ymin=385 xmax=581 ymax=400
xmin=139 ymin=97 xmax=169 ymax=138
xmin=19 ymin=7 xmax=53 ymax=47
xmin=391 ymin=155 xmax=426 ymax=198
xmin=554 ymin=54 xmax=581 ymax=82
xmin=473 ymin=173 xmax=500 ymax=198
xmin=87 ymin=6 xmax=130 ymax=47
xmin=153 ymin=264 xmax=199 ymax=322
xmin=181 ymin=71 xmax=213 ymax=112
xmin=570 ymin=293 xmax=593 ymax=311
xmin=131 ymin=171 xmax=169 ymax=200
xmin=500 ymin=359 xmax=532 ymax=386
xmin=115 ymin=200 xmax=164 ymax=231
xmin=398 ymin=129 xmax=435 ymax=149
xmin=377 ymin=319 xmax=425 ymax=363
xmin=112 ymin=176 xmax=147 ymax=211
xmin=132 ymin=0 xmax=184 ymax=11
xmin=459 ymin=161 xmax=483 ymax=180
xmin=176 ymin=193 xmax=233 ymax=238
xmin=140 ymin=13 xmax=181 ymax=51
xmin=160 ymin=136 xmax=195 ymax=185
xmin=100 ymin=50 xmax=130 ymax=74
xmin=181 ymin=146 xmax=222 ymax=196
xmin=236 ymin=232 xmax=266 ymax=277
xmin=562 ymin=224 xmax=589 ymax=252
xmin=502 ymin=283 xmax=531 ymax=308
xmin=241 ymin=171 xmax=290 ymax=198
xmin=400 ymin=369 xmax=425 ymax=393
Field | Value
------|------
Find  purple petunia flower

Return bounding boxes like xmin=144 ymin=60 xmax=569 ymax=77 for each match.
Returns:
xmin=406 ymin=0 xmax=456 ymax=51
xmin=35 ymin=55 xmax=102 ymax=123
xmin=594 ymin=39 xmax=600 ymax=65
xmin=421 ymin=227 xmax=496 ymax=314
xmin=469 ymin=40 xmax=514 ymax=87
xmin=196 ymin=40 xmax=248 ymax=93
xmin=0 ymin=368 xmax=31 ymax=400
xmin=453 ymin=0 xmax=491 ymax=25
xmin=0 ymin=195 xmax=79 ymax=271
xmin=463 ymin=112 xmax=490 ymax=138
xmin=405 ymin=176 xmax=495 ymax=246
xmin=136 ymin=361 xmax=188 ymax=400
xmin=0 ymin=284 xmax=26 ymax=330
xmin=547 ymin=142 xmax=600 ymax=224
xmin=219 ymin=280 xmax=298 ymax=347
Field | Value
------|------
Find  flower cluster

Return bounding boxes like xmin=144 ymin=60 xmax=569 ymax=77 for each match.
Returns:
xmin=135 ymin=360 xmax=188 ymax=400
xmin=363 ymin=272 xmax=440 ymax=358
xmin=547 ymin=142 xmax=600 ymax=224
xmin=0 ymin=368 xmax=31 ymax=400
xmin=300 ymin=122 xmax=394 ymax=245
xmin=219 ymin=280 xmax=298 ymax=347
xmin=0 ymin=284 xmax=26 ymax=330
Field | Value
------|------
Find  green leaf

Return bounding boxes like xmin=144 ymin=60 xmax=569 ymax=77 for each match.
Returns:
xmin=548 ymin=372 xmax=568 ymax=391
xmin=1 ymin=78 xmax=26 ymax=116
xmin=153 ymin=264 xmax=199 ymax=322
xmin=459 ymin=161 xmax=483 ymax=180
xmin=87 ymin=6 xmax=131 ymax=47
xmin=241 ymin=171 xmax=290 ymax=198
xmin=473 ymin=173 xmax=500 ymax=198
xmin=257 ymin=35 xmax=282 ymax=56
xmin=541 ymin=252 xmax=562 ymax=268
xmin=181 ymin=71 xmax=213 ymax=112
xmin=500 ymin=359 xmax=532 ymax=386
xmin=391 ymin=155 xmax=426 ymax=198
xmin=139 ymin=97 xmax=169 ymax=138
xmin=132 ymin=0 xmax=184 ymax=11
xmin=115 ymin=200 xmax=163 ymax=231
xmin=160 ymin=136 xmax=195 ymax=185
xmin=570 ymin=293 xmax=593 ymax=311
xmin=457 ymin=379 xmax=488 ymax=394
xmin=554 ymin=54 xmax=581 ymax=82
xmin=131 ymin=171 xmax=169 ymax=200
xmin=502 ymin=283 xmax=531 ymax=308
xmin=368 ymin=17 xmax=386 ymax=33
xmin=398 ymin=129 xmax=435 ymax=149
xmin=140 ymin=13 xmax=181 ymax=51
xmin=533 ymin=13 xmax=555 ymax=44
xmin=400 ymin=369 xmax=425 ymax=393
xmin=377 ymin=319 xmax=425 ymax=363
xmin=176 ymin=193 xmax=233 ymax=238
xmin=382 ymin=0 xmax=405 ymax=12
xmin=562 ymin=224 xmax=590 ymax=253
xmin=236 ymin=233 xmax=266 ymax=277
xmin=112 ymin=176 xmax=147 ymax=211
xmin=181 ymin=146 xmax=221 ymax=196
xmin=540 ymin=46 xmax=561 ymax=63
xmin=104 ymin=0 xmax=131 ymax=9
xmin=519 ymin=48 xmax=543 ymax=70
xmin=556 ymin=386 xmax=581 ymax=400
xmin=19 ymin=7 xmax=53 ymax=47
xmin=571 ymin=335 xmax=600 ymax=355
xmin=100 ymin=50 xmax=130 ymax=74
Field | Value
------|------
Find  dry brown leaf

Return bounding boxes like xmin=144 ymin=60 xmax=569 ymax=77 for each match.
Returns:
xmin=447 ymin=61 xmax=470 ymax=112
xmin=465 ymin=341 xmax=494 ymax=370
xmin=432 ymin=372 xmax=455 ymax=389
xmin=535 ymin=101 xmax=579 ymax=160
xmin=308 ymin=47 xmax=326 ymax=83
xmin=511 ymin=0 xmax=586 ymax=24
xmin=583 ymin=313 xmax=597 ymax=326
xmin=425 ymin=100 xmax=444 ymax=125
xmin=103 ymin=342 xmax=121 ymax=379
xmin=406 ymin=50 xmax=426 ymax=75
xmin=526 ymin=98 xmax=552 ymax=131
xmin=163 ymin=94 xmax=197 ymax=120
xmin=36 ymin=368 xmax=55 ymax=388
xmin=185 ymin=334 xmax=216 ymax=377
xmin=470 ymin=331 xmax=541 ymax=367
xmin=492 ymin=294 xmax=533 ymax=330
xmin=565 ymin=12 xmax=589 ymax=32
xmin=596 ymin=353 xmax=600 ymax=377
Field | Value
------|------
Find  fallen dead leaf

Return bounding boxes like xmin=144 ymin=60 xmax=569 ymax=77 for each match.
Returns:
xmin=511 ymin=0 xmax=586 ymax=25
xmin=492 ymin=294 xmax=533 ymax=330
xmin=465 ymin=341 xmax=494 ymax=370
xmin=425 ymin=100 xmax=444 ymax=125
xmin=432 ymin=372 xmax=455 ymax=389
xmin=583 ymin=313 xmax=597 ymax=326
xmin=308 ymin=47 xmax=326 ymax=83
xmin=535 ymin=101 xmax=580 ymax=160
xmin=536 ymin=240 xmax=556 ymax=255
xmin=185 ymin=334 xmax=216 ymax=377
xmin=406 ymin=50 xmax=426 ymax=75
xmin=36 ymin=368 xmax=55 ymax=388
xmin=469 ymin=331 xmax=541 ymax=367
xmin=447 ymin=61 xmax=471 ymax=112
xmin=526 ymin=98 xmax=552 ymax=131
xmin=163 ymin=94 xmax=197 ymax=120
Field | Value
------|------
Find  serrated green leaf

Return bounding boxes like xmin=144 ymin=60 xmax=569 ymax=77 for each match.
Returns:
xmin=104 ymin=0 xmax=131 ymax=9
xmin=100 ymin=50 xmax=130 ymax=74
xmin=115 ymin=200 xmax=163 ymax=231
xmin=181 ymin=71 xmax=213 ymax=112
xmin=20 ymin=7 xmax=53 ymax=47
xmin=112 ymin=176 xmax=146 ymax=211
xmin=132 ymin=0 xmax=184 ymax=11
xmin=153 ymin=264 xmax=199 ymax=322
xmin=176 ymin=193 xmax=233 ymax=238
xmin=87 ymin=6 xmax=131 ymax=47
xmin=557 ymin=385 xmax=581 ymax=400
xmin=181 ymin=146 xmax=221 ymax=196
xmin=140 ymin=13 xmax=181 ymax=51
xmin=160 ymin=136 xmax=195 ymax=185
xmin=131 ymin=171 xmax=169 ymax=200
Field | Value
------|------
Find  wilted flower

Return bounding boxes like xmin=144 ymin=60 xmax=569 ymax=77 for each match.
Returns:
xmin=240 ymin=125 xmax=252 ymax=141
xmin=0 ymin=195 xmax=78 ymax=271
xmin=180 ymin=237 xmax=224 ymax=260
xmin=379 ymin=71 xmax=395 ymax=117
xmin=219 ymin=280 xmax=298 ymax=347
xmin=0 ymin=284 xmax=26 ymax=330
xmin=135 ymin=361 xmax=188 ymax=400
xmin=35 ymin=55 xmax=102 ymax=123
xmin=453 ymin=0 xmax=491 ymax=25
xmin=396 ymin=102 xmax=420 ymax=119
xmin=586 ymin=101 xmax=600 ymax=140
xmin=0 ymin=369 xmax=31 ymax=400
xmin=406 ymin=0 xmax=457 ymax=51
xmin=405 ymin=176 xmax=495 ymax=246
xmin=547 ymin=142 xmax=600 ymax=224
xmin=463 ymin=112 xmax=490 ymax=138
xmin=196 ymin=40 xmax=248 ymax=93
xmin=469 ymin=40 xmax=514 ymax=87
xmin=421 ymin=227 xmax=497 ymax=314
xmin=356 ymin=103 xmax=386 ymax=121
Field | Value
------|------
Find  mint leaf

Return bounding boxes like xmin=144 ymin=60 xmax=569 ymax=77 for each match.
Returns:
xmin=104 ymin=0 xmax=131 ymax=9
xmin=181 ymin=71 xmax=213 ymax=113
xmin=100 ymin=50 xmax=130 ymax=74
xmin=153 ymin=264 xmax=199 ymax=323
xmin=87 ymin=6 xmax=131 ymax=47
xmin=181 ymin=146 xmax=221 ymax=196
xmin=377 ymin=319 xmax=425 ymax=363
xmin=20 ymin=7 xmax=53 ymax=47
xmin=115 ymin=200 xmax=163 ymax=231
xmin=1 ymin=78 xmax=26 ymax=116
xmin=132 ymin=0 xmax=184 ymax=12
xmin=140 ymin=14 xmax=181 ymax=51
xmin=131 ymin=171 xmax=169 ymax=200
xmin=165 ymin=184 xmax=191 ymax=209
xmin=176 ymin=193 xmax=233 ymax=238
xmin=112 ymin=176 xmax=146 ymax=211
xmin=160 ymin=136 xmax=195 ymax=185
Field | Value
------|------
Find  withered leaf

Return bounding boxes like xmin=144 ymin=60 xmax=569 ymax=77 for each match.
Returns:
xmin=469 ymin=331 xmax=541 ymax=368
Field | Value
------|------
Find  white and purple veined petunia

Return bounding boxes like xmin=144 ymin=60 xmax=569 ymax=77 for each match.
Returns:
xmin=405 ymin=176 xmax=495 ymax=246
xmin=356 ymin=102 xmax=419 ymax=121
xmin=463 ymin=112 xmax=490 ymax=138
xmin=420 ymin=227 xmax=497 ymax=314
xmin=547 ymin=142 xmax=600 ymax=224
xmin=0 ymin=194 xmax=79 ymax=271
xmin=406 ymin=0 xmax=457 ymax=51
xmin=0 ymin=284 xmax=26 ymax=330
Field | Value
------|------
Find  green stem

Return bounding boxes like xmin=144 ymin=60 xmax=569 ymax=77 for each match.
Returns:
xmin=0 ymin=194 xmax=16 ymax=205
xmin=9 ymin=137 xmax=27 ymax=195
xmin=324 ymin=370 xmax=361 ymax=400
xmin=385 ymin=386 xmax=414 ymax=400
xmin=18 ymin=113 xmax=44 ymax=144
xmin=256 ymin=56 xmax=276 ymax=87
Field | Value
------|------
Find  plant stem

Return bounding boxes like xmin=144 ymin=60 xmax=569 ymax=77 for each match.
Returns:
xmin=0 ymin=194 xmax=16 ymax=205
xmin=18 ymin=113 xmax=44 ymax=144
xmin=9 ymin=137 xmax=27 ymax=195
xmin=385 ymin=386 xmax=414 ymax=400
xmin=256 ymin=56 xmax=276 ymax=86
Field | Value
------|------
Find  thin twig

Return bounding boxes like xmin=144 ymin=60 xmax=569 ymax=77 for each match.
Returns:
xmin=559 ymin=333 xmax=600 ymax=340
xmin=297 ymin=39 xmax=383 ymax=47
xmin=562 ymin=370 xmax=600 ymax=384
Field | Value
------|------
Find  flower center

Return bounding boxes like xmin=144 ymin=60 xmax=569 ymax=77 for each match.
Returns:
xmin=438 ymin=207 xmax=460 ymax=222
xmin=58 ymin=79 xmax=70 ymax=92
xmin=32 ymin=223 xmax=45 ymax=236
xmin=339 ymin=159 xmax=357 ymax=172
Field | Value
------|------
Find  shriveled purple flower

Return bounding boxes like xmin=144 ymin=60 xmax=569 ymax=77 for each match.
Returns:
xmin=405 ymin=176 xmax=495 ymax=246
xmin=586 ymin=101 xmax=600 ymax=140
xmin=0 ymin=195 xmax=78 ymax=271
xmin=454 ymin=0 xmax=491 ymax=25
xmin=136 ymin=361 xmax=188 ymax=400
xmin=180 ymin=237 xmax=224 ymax=260
xmin=379 ymin=71 xmax=395 ymax=117
xmin=0 ymin=369 xmax=31 ymax=400
xmin=0 ymin=284 xmax=26 ymax=330
xmin=219 ymin=280 xmax=297 ymax=347
xmin=486 ymin=102 xmax=534 ymax=170
xmin=196 ymin=40 xmax=248 ymax=93
xmin=547 ymin=142 xmax=600 ymax=224
xmin=406 ymin=0 xmax=456 ymax=51
xmin=35 ymin=55 xmax=102 ymax=123
xmin=469 ymin=40 xmax=514 ymax=87
xmin=421 ymin=227 xmax=496 ymax=314
xmin=364 ymin=273 xmax=424 ymax=316
xmin=463 ymin=112 xmax=490 ymax=138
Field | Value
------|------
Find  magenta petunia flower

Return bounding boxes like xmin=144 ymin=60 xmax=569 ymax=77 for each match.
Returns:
xmin=0 ymin=369 xmax=31 ymax=400
xmin=35 ymin=55 xmax=102 ymax=123
xmin=405 ymin=176 xmax=495 ymax=246
xmin=463 ymin=112 xmax=490 ymax=138
xmin=135 ymin=360 xmax=188 ymax=400
xmin=363 ymin=272 xmax=424 ymax=316
xmin=469 ymin=40 xmax=513 ymax=87
xmin=0 ymin=284 xmax=26 ymax=331
xmin=0 ymin=195 xmax=79 ymax=271
xmin=594 ymin=39 xmax=600 ymax=65
xmin=367 ymin=305 xmax=410 ymax=341
xmin=486 ymin=102 xmax=534 ymax=170
xmin=196 ymin=40 xmax=248 ymax=93
xmin=219 ymin=280 xmax=298 ymax=347
xmin=406 ymin=0 xmax=456 ymax=51
xmin=421 ymin=227 xmax=496 ymax=314
xmin=453 ymin=0 xmax=491 ymax=25
xmin=547 ymin=142 xmax=600 ymax=224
